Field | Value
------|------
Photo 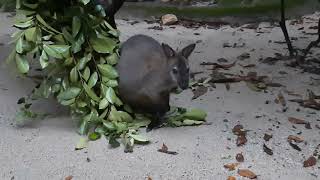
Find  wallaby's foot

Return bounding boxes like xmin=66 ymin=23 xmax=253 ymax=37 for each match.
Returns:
xmin=146 ymin=115 xmax=166 ymax=132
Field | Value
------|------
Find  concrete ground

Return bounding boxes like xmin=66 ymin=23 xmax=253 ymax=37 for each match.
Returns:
xmin=0 ymin=12 xmax=319 ymax=180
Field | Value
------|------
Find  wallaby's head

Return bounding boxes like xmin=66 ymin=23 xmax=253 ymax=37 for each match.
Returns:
xmin=162 ymin=43 xmax=196 ymax=90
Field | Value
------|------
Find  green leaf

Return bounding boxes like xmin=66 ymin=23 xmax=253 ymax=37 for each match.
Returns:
xmin=64 ymin=57 xmax=73 ymax=66
xmin=23 ymin=2 xmax=39 ymax=9
xmin=80 ymin=0 xmax=91 ymax=5
xmin=95 ymin=5 xmax=106 ymax=17
xmin=106 ymin=87 xmax=117 ymax=104
xmin=117 ymin=111 xmax=133 ymax=122
xmin=72 ymin=33 xmax=84 ymax=53
xmin=83 ymin=82 xmax=100 ymax=102
xmin=72 ymin=16 xmax=81 ymax=38
xmin=124 ymin=136 xmax=134 ymax=153
xmin=39 ymin=50 xmax=49 ymax=69
xmin=88 ymin=72 xmax=98 ymax=88
xmin=106 ymin=53 xmax=118 ymax=65
xmin=130 ymin=134 xmax=149 ymax=142
xmin=16 ymin=0 xmax=21 ymax=9
xmin=99 ymin=98 xmax=109 ymax=110
xmin=43 ymin=44 xmax=62 ymax=59
xmin=70 ymin=67 xmax=79 ymax=83
xmin=24 ymin=27 xmax=37 ymax=42
xmin=62 ymin=27 xmax=74 ymax=43
xmin=89 ymin=36 xmax=116 ymax=54
xmin=60 ymin=98 xmax=75 ymax=106
xmin=16 ymin=9 xmax=35 ymax=16
xmin=82 ymin=67 xmax=90 ymax=82
xmin=88 ymin=132 xmax=101 ymax=141
xmin=182 ymin=119 xmax=204 ymax=126
xmin=105 ymin=80 xmax=118 ymax=87
xmin=16 ymin=38 xmax=23 ymax=53
xmin=97 ymin=64 xmax=118 ymax=79
xmin=14 ymin=19 xmax=33 ymax=28
xmin=57 ymin=87 xmax=81 ymax=100
xmin=36 ymin=14 xmax=60 ymax=34
xmin=114 ymin=122 xmax=128 ymax=134
xmin=15 ymin=54 xmax=29 ymax=74
xmin=43 ymin=44 xmax=70 ymax=59
xmin=78 ymin=118 xmax=89 ymax=135
xmin=77 ymin=54 xmax=91 ymax=70
xmin=75 ymin=137 xmax=88 ymax=150
xmin=183 ymin=109 xmax=207 ymax=121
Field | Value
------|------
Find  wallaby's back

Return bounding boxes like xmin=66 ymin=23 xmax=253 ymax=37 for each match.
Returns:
xmin=117 ymin=35 xmax=173 ymax=114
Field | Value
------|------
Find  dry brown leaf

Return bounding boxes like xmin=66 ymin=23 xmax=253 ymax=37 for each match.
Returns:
xmin=232 ymin=124 xmax=246 ymax=136
xmin=236 ymin=135 xmax=247 ymax=146
xmin=278 ymin=92 xmax=286 ymax=107
xmin=238 ymin=169 xmax=257 ymax=179
xmin=227 ymin=176 xmax=236 ymax=180
xmin=65 ymin=176 xmax=73 ymax=180
xmin=192 ymin=86 xmax=208 ymax=100
xmin=303 ymin=156 xmax=317 ymax=167
xmin=224 ymin=163 xmax=240 ymax=171
xmin=147 ymin=176 xmax=153 ymax=180
xmin=239 ymin=63 xmax=256 ymax=68
xmin=288 ymin=117 xmax=308 ymax=124
xmin=288 ymin=135 xmax=304 ymax=143
xmin=263 ymin=134 xmax=273 ymax=141
xmin=158 ymin=143 xmax=178 ymax=155
xmin=236 ymin=153 xmax=244 ymax=162
xmin=263 ymin=144 xmax=273 ymax=155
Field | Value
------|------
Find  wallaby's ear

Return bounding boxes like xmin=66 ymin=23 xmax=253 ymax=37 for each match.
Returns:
xmin=162 ymin=43 xmax=175 ymax=58
xmin=181 ymin=43 xmax=196 ymax=59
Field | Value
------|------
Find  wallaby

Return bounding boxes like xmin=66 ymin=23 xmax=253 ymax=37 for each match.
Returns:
xmin=117 ymin=35 xmax=196 ymax=131
xmin=95 ymin=0 xmax=125 ymax=29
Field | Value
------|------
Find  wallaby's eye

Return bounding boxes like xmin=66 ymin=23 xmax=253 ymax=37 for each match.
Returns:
xmin=172 ymin=67 xmax=178 ymax=74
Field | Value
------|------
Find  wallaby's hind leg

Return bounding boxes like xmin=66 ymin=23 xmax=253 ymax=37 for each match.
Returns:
xmin=146 ymin=92 xmax=170 ymax=132
xmin=146 ymin=112 xmax=166 ymax=132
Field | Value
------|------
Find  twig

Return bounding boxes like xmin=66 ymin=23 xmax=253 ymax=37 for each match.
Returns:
xmin=303 ymin=18 xmax=320 ymax=58
xmin=279 ymin=0 xmax=296 ymax=57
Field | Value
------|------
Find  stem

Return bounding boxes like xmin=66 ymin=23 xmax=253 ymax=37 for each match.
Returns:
xmin=279 ymin=0 xmax=295 ymax=57
xmin=303 ymin=18 xmax=320 ymax=58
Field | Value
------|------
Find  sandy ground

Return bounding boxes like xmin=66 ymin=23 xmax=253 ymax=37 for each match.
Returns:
xmin=0 ymin=12 xmax=320 ymax=180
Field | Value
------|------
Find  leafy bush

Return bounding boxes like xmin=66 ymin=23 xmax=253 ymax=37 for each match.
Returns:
xmin=7 ymin=0 xmax=207 ymax=152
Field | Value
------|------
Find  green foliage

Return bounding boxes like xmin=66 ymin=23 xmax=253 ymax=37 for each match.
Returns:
xmin=8 ymin=0 xmax=207 ymax=152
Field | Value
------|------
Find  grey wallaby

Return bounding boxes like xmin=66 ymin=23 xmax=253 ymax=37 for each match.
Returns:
xmin=117 ymin=35 xmax=196 ymax=131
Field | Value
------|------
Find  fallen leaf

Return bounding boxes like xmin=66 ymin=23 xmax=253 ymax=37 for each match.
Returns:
xmin=236 ymin=135 xmax=247 ymax=146
xmin=227 ymin=176 xmax=236 ymax=180
xmin=237 ymin=53 xmax=251 ymax=60
xmin=287 ymin=135 xmax=304 ymax=143
xmin=201 ymin=61 xmax=236 ymax=70
xmin=303 ymin=156 xmax=317 ymax=167
xmin=192 ymin=86 xmax=208 ymax=100
xmin=238 ymin=169 xmax=257 ymax=179
xmin=263 ymin=134 xmax=273 ymax=141
xmin=288 ymin=117 xmax=308 ymax=124
xmin=239 ymin=63 xmax=256 ymax=68
xmin=277 ymin=92 xmax=286 ymax=107
xmin=305 ymin=123 xmax=312 ymax=129
xmin=158 ymin=143 xmax=178 ymax=155
xmin=147 ymin=176 xmax=153 ymax=180
xmin=289 ymin=142 xmax=302 ymax=151
xmin=263 ymin=144 xmax=273 ymax=155
xmin=232 ymin=124 xmax=246 ymax=136
xmin=236 ymin=153 xmax=244 ymax=162
xmin=65 ymin=176 xmax=73 ymax=180
xmin=224 ymin=163 xmax=240 ymax=171
xmin=316 ymin=124 xmax=320 ymax=129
